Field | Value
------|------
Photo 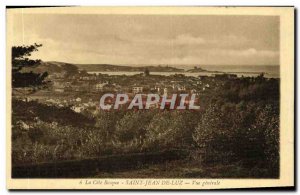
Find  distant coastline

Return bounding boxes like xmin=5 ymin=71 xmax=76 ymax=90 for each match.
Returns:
xmin=25 ymin=61 xmax=279 ymax=78
xmin=75 ymin=63 xmax=185 ymax=72
xmin=76 ymin=63 xmax=226 ymax=73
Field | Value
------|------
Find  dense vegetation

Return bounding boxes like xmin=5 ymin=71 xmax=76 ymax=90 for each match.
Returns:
xmin=12 ymin=75 xmax=279 ymax=178
xmin=12 ymin=44 xmax=49 ymax=88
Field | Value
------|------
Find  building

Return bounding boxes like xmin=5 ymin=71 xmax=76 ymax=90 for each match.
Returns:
xmin=132 ymin=86 xmax=143 ymax=93
xmin=71 ymin=105 xmax=84 ymax=113
xmin=163 ymin=88 xmax=168 ymax=95
xmin=178 ymin=86 xmax=186 ymax=91
xmin=53 ymin=80 xmax=65 ymax=88
xmin=154 ymin=86 xmax=161 ymax=92
xmin=95 ymin=82 xmax=108 ymax=91
xmin=52 ymin=80 xmax=65 ymax=92
xmin=54 ymin=88 xmax=64 ymax=93
xmin=51 ymin=71 xmax=67 ymax=79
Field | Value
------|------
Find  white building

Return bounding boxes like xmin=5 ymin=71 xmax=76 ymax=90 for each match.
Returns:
xmin=132 ymin=86 xmax=143 ymax=93
xmin=95 ymin=82 xmax=108 ymax=91
xmin=163 ymin=88 xmax=168 ymax=95
xmin=54 ymin=88 xmax=64 ymax=93
xmin=71 ymin=105 xmax=84 ymax=113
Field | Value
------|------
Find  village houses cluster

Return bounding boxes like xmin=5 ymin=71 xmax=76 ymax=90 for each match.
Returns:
xmin=17 ymin=71 xmax=239 ymax=114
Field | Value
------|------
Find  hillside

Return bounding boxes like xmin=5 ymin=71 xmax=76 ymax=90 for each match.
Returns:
xmin=22 ymin=61 xmax=79 ymax=75
xmin=186 ymin=66 xmax=221 ymax=73
xmin=23 ymin=61 xmax=185 ymax=73
xmin=75 ymin=64 xmax=184 ymax=72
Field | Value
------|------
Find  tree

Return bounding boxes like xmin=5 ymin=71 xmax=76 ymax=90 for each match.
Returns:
xmin=12 ymin=43 xmax=48 ymax=89
xmin=144 ymin=111 xmax=196 ymax=150
xmin=144 ymin=68 xmax=150 ymax=76
xmin=115 ymin=111 xmax=153 ymax=144
xmin=252 ymin=104 xmax=279 ymax=174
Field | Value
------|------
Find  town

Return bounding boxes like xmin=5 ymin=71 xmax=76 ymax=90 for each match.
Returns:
xmin=13 ymin=68 xmax=245 ymax=114
xmin=99 ymin=93 xmax=200 ymax=110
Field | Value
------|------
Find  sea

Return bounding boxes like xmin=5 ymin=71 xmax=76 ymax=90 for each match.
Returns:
xmin=87 ymin=65 xmax=279 ymax=78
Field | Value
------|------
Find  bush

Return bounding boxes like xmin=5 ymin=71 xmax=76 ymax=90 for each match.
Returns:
xmin=193 ymin=101 xmax=279 ymax=172
xmin=144 ymin=111 xmax=198 ymax=151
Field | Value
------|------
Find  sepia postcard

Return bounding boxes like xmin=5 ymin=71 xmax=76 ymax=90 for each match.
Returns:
xmin=6 ymin=6 xmax=294 ymax=190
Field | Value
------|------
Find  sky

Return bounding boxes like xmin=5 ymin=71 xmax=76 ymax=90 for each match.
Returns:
xmin=11 ymin=14 xmax=279 ymax=66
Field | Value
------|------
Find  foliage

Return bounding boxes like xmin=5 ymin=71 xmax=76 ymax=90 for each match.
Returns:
xmin=11 ymin=75 xmax=280 ymax=177
xmin=144 ymin=68 xmax=150 ymax=76
xmin=144 ymin=111 xmax=200 ymax=151
xmin=12 ymin=43 xmax=49 ymax=88
xmin=192 ymin=78 xmax=279 ymax=175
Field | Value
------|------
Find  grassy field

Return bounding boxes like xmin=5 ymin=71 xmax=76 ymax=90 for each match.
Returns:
xmin=94 ymin=160 xmax=275 ymax=178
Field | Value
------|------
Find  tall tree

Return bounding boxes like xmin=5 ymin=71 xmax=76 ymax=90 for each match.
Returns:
xmin=144 ymin=68 xmax=150 ymax=76
xmin=12 ymin=43 xmax=48 ymax=89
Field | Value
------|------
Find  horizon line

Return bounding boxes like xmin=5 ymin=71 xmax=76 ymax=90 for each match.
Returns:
xmin=46 ymin=61 xmax=280 ymax=67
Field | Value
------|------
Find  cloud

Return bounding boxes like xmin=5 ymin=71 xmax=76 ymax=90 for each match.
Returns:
xmin=174 ymin=34 xmax=206 ymax=45
xmin=11 ymin=14 xmax=279 ymax=66
xmin=217 ymin=48 xmax=279 ymax=57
